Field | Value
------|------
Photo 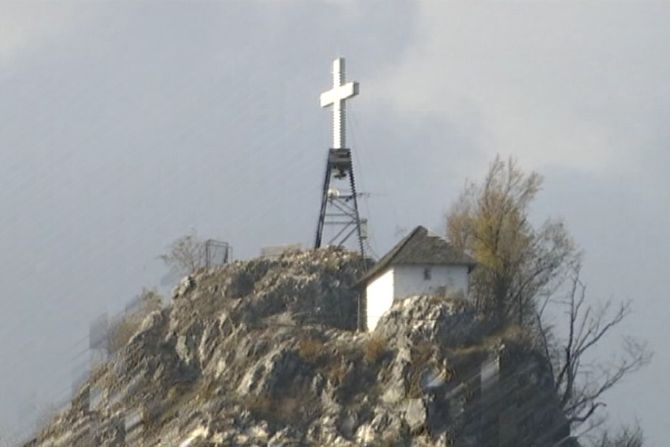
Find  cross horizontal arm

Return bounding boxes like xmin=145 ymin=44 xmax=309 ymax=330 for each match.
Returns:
xmin=320 ymin=82 xmax=359 ymax=108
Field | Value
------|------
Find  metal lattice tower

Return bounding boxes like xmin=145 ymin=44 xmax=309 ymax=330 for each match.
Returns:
xmin=315 ymin=57 xmax=366 ymax=257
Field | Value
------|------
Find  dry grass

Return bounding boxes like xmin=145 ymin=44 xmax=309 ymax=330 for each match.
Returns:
xmin=364 ymin=335 xmax=388 ymax=365
xmin=143 ymin=384 xmax=194 ymax=435
xmin=380 ymin=435 xmax=403 ymax=447
xmin=106 ymin=289 xmax=164 ymax=354
xmin=325 ymin=355 xmax=349 ymax=386
xmin=244 ymin=393 xmax=310 ymax=426
xmin=297 ymin=337 xmax=325 ymax=364
xmin=444 ymin=323 xmax=528 ymax=371
xmin=412 ymin=341 xmax=434 ymax=366
xmin=246 ymin=396 xmax=273 ymax=418
xmin=107 ymin=318 xmax=141 ymax=354
xmin=89 ymin=363 xmax=110 ymax=383
xmin=408 ymin=341 xmax=436 ymax=398
xmin=276 ymin=396 xmax=302 ymax=423
xmin=196 ymin=377 xmax=220 ymax=401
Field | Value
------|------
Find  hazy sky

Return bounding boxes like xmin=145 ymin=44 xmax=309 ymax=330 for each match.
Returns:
xmin=0 ymin=1 xmax=668 ymax=444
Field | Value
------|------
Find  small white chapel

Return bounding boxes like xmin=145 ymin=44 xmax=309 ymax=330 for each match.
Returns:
xmin=359 ymin=226 xmax=476 ymax=331
xmin=312 ymin=58 xmax=476 ymax=332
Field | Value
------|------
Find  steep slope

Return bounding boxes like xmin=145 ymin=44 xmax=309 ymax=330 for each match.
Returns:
xmin=27 ymin=248 xmax=577 ymax=447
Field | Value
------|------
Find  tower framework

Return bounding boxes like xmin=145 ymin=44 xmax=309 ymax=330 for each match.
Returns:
xmin=315 ymin=148 xmax=366 ymax=255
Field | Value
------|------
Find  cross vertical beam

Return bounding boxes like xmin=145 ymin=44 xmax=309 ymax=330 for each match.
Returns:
xmin=320 ymin=57 xmax=359 ymax=149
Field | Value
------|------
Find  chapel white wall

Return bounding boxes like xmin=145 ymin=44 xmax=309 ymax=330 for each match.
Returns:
xmin=365 ymin=268 xmax=394 ymax=332
xmin=392 ymin=265 xmax=469 ymax=300
xmin=365 ymin=264 xmax=470 ymax=332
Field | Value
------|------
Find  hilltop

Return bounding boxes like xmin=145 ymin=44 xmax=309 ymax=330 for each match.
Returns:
xmin=27 ymin=248 xmax=577 ymax=446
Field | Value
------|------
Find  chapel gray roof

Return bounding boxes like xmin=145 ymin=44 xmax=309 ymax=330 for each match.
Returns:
xmin=359 ymin=225 xmax=476 ymax=285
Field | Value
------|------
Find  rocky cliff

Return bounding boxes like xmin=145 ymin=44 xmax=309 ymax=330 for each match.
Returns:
xmin=27 ymin=248 xmax=577 ymax=446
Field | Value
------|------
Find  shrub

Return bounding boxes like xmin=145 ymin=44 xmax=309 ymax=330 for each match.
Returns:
xmin=107 ymin=318 xmax=140 ymax=354
xmin=364 ymin=335 xmax=388 ymax=364
xmin=297 ymin=338 xmax=325 ymax=364
xmin=276 ymin=396 xmax=302 ymax=424
xmin=245 ymin=396 xmax=273 ymax=419
xmin=106 ymin=289 xmax=163 ymax=354
xmin=244 ymin=393 xmax=311 ymax=426
xmin=326 ymin=355 xmax=349 ymax=386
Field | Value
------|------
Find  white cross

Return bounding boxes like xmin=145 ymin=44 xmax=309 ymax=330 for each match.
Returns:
xmin=320 ymin=57 xmax=359 ymax=149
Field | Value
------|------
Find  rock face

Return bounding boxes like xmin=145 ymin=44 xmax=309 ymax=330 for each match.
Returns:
xmin=27 ymin=248 xmax=577 ymax=447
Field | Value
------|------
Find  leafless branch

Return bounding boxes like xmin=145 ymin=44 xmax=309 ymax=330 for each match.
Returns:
xmin=159 ymin=231 xmax=206 ymax=277
xmin=537 ymin=265 xmax=652 ymax=429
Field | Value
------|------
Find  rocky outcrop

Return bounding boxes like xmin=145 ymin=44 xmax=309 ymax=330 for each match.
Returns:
xmin=27 ymin=248 xmax=577 ymax=447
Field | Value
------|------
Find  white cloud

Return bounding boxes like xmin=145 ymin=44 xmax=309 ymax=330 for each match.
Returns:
xmin=369 ymin=2 xmax=670 ymax=176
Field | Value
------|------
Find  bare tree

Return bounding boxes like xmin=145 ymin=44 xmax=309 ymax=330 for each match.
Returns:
xmin=447 ymin=156 xmax=651 ymax=434
xmin=592 ymin=422 xmax=644 ymax=447
xmin=159 ymin=231 xmax=205 ymax=277
xmin=446 ymin=155 xmax=579 ymax=326
xmin=537 ymin=266 xmax=652 ymax=430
